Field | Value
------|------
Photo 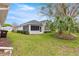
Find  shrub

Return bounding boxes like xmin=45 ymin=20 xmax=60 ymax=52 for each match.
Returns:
xmin=12 ymin=30 xmax=15 ymax=32
xmin=17 ymin=30 xmax=29 ymax=35
xmin=44 ymin=30 xmax=51 ymax=33
xmin=17 ymin=30 xmax=22 ymax=33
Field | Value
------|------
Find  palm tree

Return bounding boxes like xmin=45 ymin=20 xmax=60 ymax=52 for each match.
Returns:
xmin=40 ymin=3 xmax=79 ymax=35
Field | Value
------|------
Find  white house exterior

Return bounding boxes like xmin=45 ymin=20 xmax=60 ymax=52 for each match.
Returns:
xmin=1 ymin=26 xmax=13 ymax=31
xmin=16 ymin=26 xmax=23 ymax=31
xmin=16 ymin=20 xmax=50 ymax=34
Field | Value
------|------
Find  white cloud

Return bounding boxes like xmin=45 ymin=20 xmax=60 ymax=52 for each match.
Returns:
xmin=8 ymin=4 xmax=36 ymax=18
xmin=8 ymin=16 xmax=17 ymax=19
xmin=20 ymin=5 xmax=35 ymax=11
xmin=7 ymin=4 xmax=39 ymax=24
xmin=15 ymin=4 xmax=35 ymax=11
xmin=9 ymin=10 xmax=30 ymax=18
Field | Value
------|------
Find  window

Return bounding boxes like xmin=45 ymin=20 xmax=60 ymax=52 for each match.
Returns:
xmin=31 ymin=26 xmax=39 ymax=31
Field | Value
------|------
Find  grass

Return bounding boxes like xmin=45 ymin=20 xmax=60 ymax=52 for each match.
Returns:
xmin=7 ymin=32 xmax=79 ymax=56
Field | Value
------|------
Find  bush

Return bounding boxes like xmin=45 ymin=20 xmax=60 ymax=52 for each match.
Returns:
xmin=12 ymin=30 xmax=15 ymax=32
xmin=12 ymin=30 xmax=18 ymax=32
xmin=44 ymin=30 xmax=51 ymax=33
xmin=17 ymin=30 xmax=22 ymax=33
xmin=17 ymin=30 xmax=29 ymax=35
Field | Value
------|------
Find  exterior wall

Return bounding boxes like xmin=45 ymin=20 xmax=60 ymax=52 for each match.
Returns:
xmin=41 ymin=25 xmax=45 ymax=33
xmin=41 ymin=22 xmax=46 ymax=33
xmin=29 ymin=31 xmax=43 ymax=34
xmin=42 ymin=21 xmax=50 ymax=32
xmin=1 ymin=26 xmax=13 ymax=31
xmin=16 ymin=26 xmax=23 ymax=31
xmin=23 ymin=25 xmax=29 ymax=31
xmin=28 ymin=25 xmax=44 ymax=34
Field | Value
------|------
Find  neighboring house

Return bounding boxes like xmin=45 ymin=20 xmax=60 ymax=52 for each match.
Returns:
xmin=1 ymin=26 xmax=13 ymax=31
xmin=16 ymin=20 xmax=50 ymax=34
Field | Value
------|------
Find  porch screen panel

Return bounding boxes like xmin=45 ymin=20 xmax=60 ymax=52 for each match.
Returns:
xmin=31 ymin=26 xmax=39 ymax=31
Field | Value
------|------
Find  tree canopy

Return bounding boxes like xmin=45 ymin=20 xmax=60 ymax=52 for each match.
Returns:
xmin=40 ymin=3 xmax=79 ymax=34
xmin=2 ymin=23 xmax=12 ymax=27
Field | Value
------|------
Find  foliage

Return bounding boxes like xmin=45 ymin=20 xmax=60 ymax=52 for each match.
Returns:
xmin=75 ymin=22 xmax=79 ymax=32
xmin=2 ymin=24 xmax=12 ymax=27
xmin=45 ymin=20 xmax=54 ymax=31
xmin=40 ymin=3 xmax=79 ymax=34
xmin=53 ymin=16 xmax=66 ymax=34
xmin=17 ymin=30 xmax=29 ymax=35
xmin=53 ymin=16 xmax=77 ymax=34
xmin=64 ymin=16 xmax=77 ymax=33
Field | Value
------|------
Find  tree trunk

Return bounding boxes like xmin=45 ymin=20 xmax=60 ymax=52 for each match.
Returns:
xmin=58 ymin=29 xmax=63 ymax=35
xmin=58 ymin=31 xmax=63 ymax=35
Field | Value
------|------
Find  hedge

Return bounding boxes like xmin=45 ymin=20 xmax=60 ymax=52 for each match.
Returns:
xmin=17 ymin=30 xmax=29 ymax=35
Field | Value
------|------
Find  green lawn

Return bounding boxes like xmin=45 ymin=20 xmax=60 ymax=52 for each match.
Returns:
xmin=7 ymin=32 xmax=79 ymax=56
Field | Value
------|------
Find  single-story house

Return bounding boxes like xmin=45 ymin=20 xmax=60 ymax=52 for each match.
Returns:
xmin=1 ymin=26 xmax=13 ymax=31
xmin=16 ymin=20 xmax=50 ymax=34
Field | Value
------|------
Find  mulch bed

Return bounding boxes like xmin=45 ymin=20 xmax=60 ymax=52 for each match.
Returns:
xmin=55 ymin=33 xmax=76 ymax=40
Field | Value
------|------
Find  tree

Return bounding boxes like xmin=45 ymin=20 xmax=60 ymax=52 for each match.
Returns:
xmin=2 ymin=23 xmax=12 ymax=27
xmin=40 ymin=3 xmax=79 ymax=39
xmin=40 ymin=3 xmax=79 ymax=34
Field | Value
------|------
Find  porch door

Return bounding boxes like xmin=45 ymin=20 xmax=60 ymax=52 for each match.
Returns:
xmin=40 ymin=27 xmax=41 ymax=32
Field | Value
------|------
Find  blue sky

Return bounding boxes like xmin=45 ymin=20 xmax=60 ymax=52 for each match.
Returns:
xmin=5 ymin=3 xmax=47 ymax=25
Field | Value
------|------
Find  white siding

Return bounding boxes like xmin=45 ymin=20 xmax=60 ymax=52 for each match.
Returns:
xmin=1 ymin=26 xmax=13 ymax=31
xmin=29 ymin=31 xmax=43 ymax=34
xmin=17 ymin=26 xmax=23 ymax=30
xmin=23 ymin=25 xmax=29 ymax=31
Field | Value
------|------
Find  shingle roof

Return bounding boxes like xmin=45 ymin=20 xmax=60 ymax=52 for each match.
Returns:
xmin=21 ymin=20 xmax=42 ymax=26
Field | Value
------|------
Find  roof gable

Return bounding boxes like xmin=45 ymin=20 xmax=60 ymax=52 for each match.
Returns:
xmin=22 ymin=20 xmax=42 ymax=26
